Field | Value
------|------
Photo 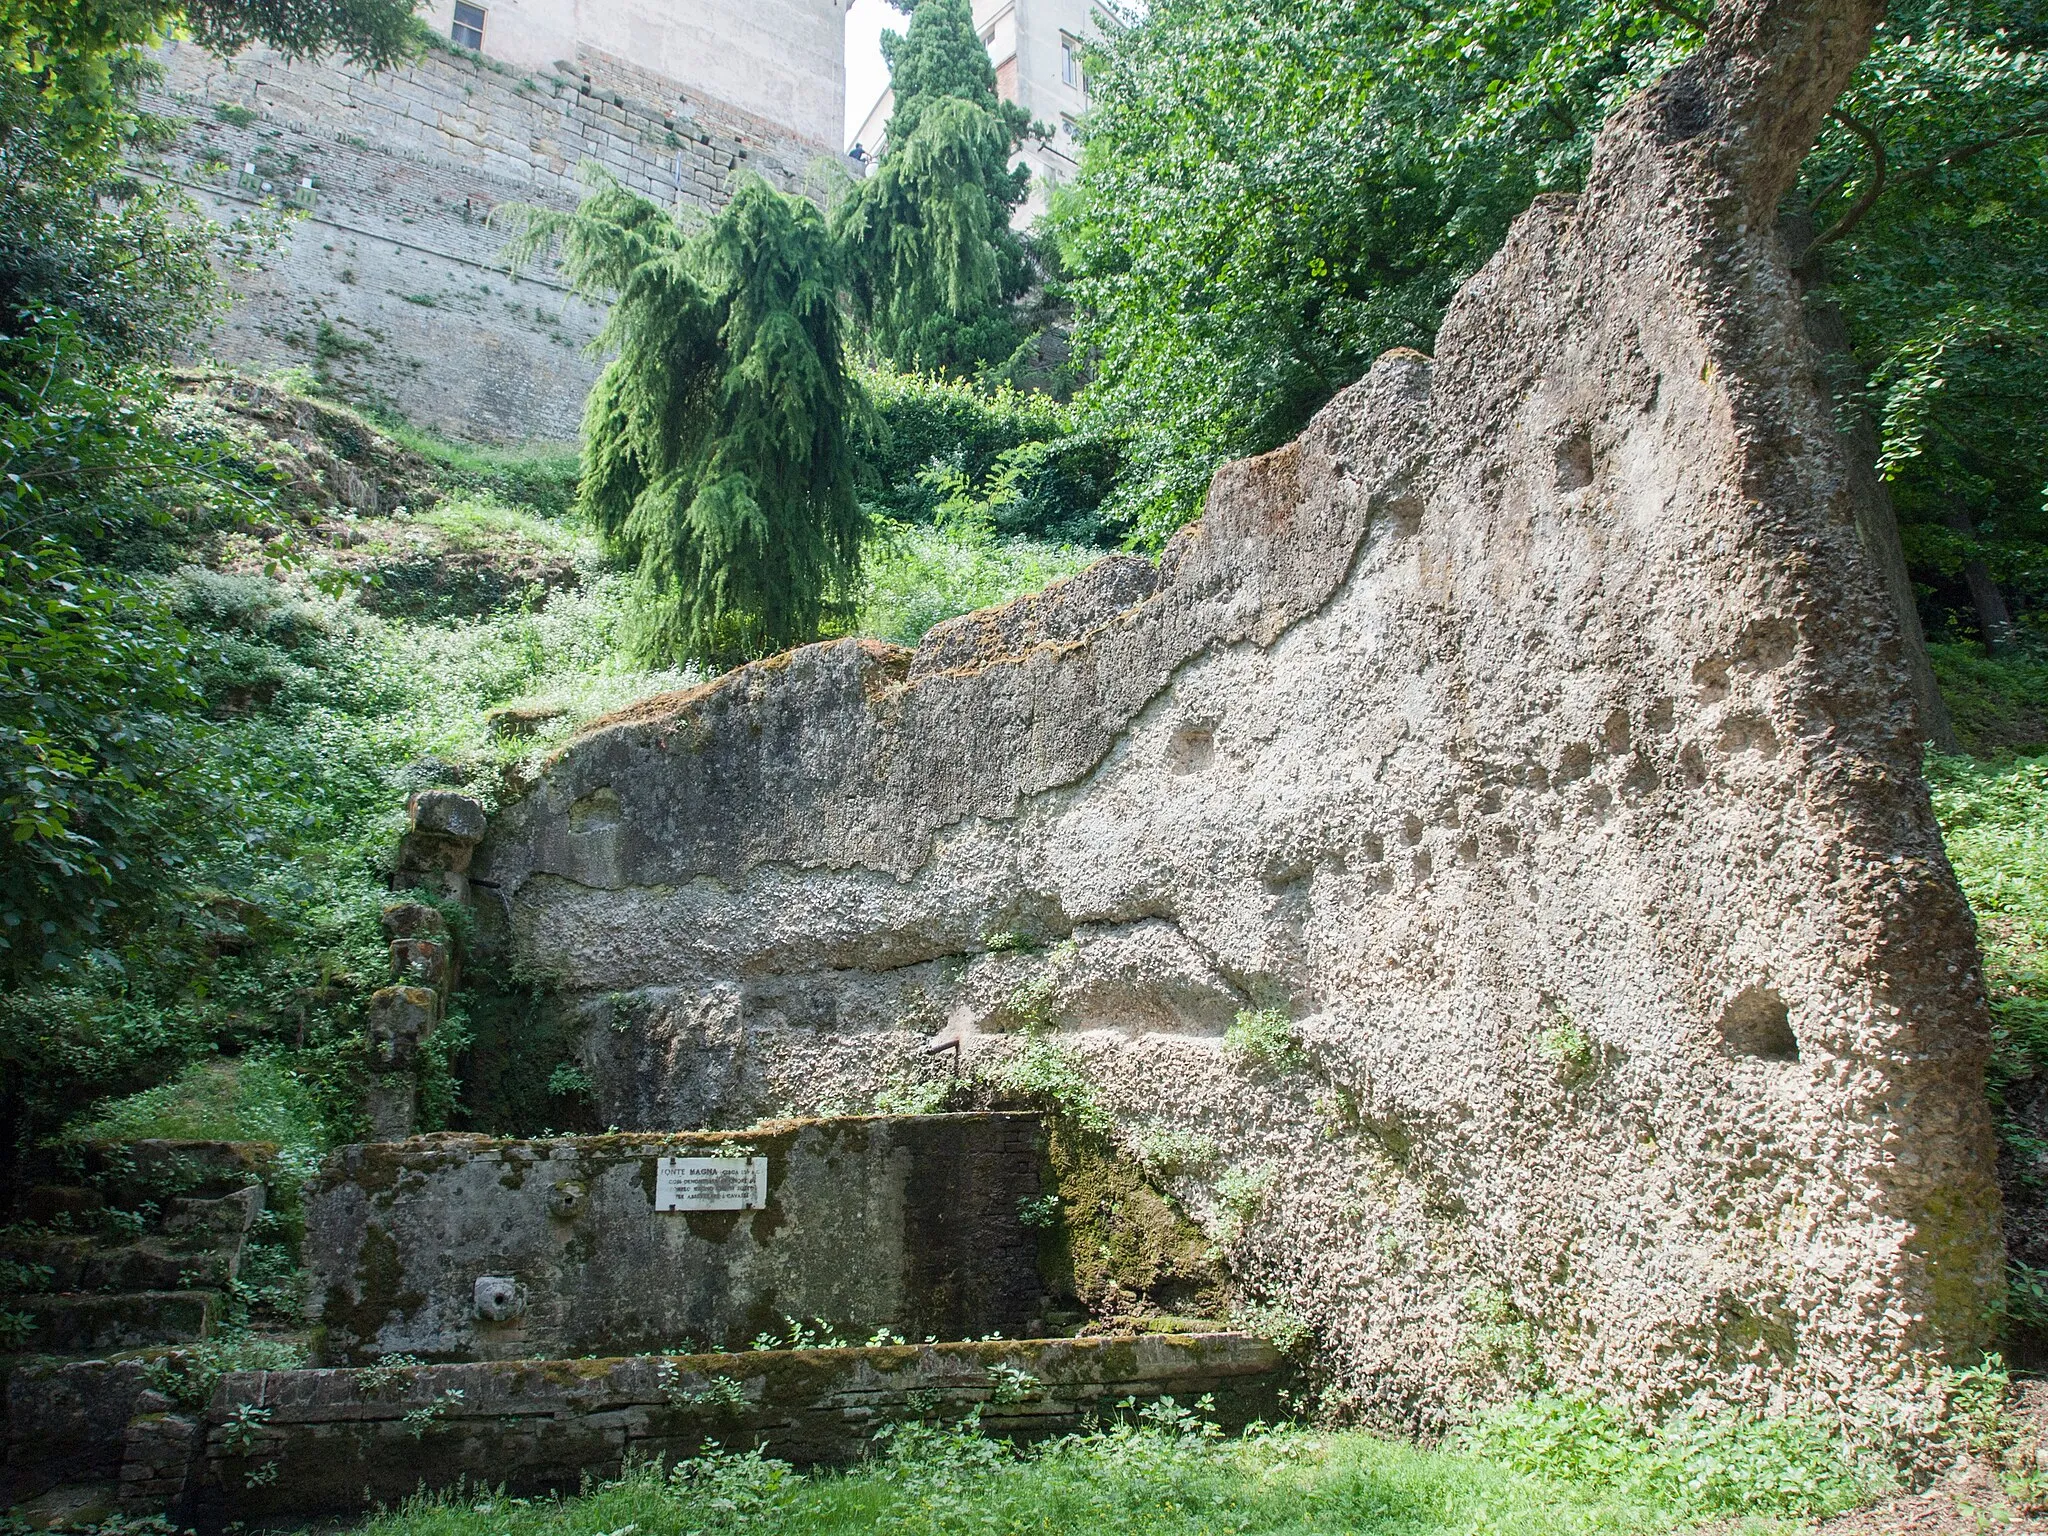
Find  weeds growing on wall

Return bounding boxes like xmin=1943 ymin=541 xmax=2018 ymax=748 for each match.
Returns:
xmin=1223 ymin=1008 xmax=1309 ymax=1074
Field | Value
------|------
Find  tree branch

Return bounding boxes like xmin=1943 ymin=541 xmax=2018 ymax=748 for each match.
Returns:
xmin=1888 ymin=117 xmax=2048 ymax=191
xmin=1641 ymin=0 xmax=1708 ymax=32
xmin=1806 ymin=109 xmax=1886 ymax=253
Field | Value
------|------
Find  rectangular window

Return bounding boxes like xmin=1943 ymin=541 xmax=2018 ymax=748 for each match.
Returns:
xmin=981 ymin=26 xmax=995 ymax=44
xmin=451 ymin=1 xmax=485 ymax=50
xmin=1060 ymin=36 xmax=1080 ymax=87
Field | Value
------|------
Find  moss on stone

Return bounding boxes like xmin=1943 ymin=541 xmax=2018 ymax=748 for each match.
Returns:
xmin=1040 ymin=1121 xmax=1226 ymax=1321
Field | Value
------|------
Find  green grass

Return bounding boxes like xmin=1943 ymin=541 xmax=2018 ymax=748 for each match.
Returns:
xmin=1928 ymin=643 xmax=2048 ymax=758
xmin=346 ymin=1396 xmax=1878 ymax=1536
xmin=418 ymin=493 xmax=589 ymax=557
xmin=1927 ymin=752 xmax=2048 ymax=1108
xmin=69 ymin=1056 xmax=325 ymax=1154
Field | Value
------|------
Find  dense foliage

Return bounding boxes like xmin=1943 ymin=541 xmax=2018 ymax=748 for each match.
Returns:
xmin=511 ymin=173 xmax=866 ymax=664
xmin=1054 ymin=0 xmax=2048 ymax=595
xmin=1801 ymin=0 xmax=2048 ymax=648
xmin=864 ymin=366 xmax=1123 ymax=543
xmin=837 ymin=0 xmax=1036 ymax=378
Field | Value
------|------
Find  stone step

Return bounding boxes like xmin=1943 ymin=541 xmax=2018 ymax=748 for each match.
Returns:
xmin=8 ymin=1291 xmax=221 ymax=1353
xmin=0 ymin=1186 xmax=260 ymax=1293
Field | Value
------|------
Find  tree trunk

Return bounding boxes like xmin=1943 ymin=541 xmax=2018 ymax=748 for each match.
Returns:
xmin=1789 ymin=240 xmax=1959 ymax=748
xmin=1943 ymin=506 xmax=2018 ymax=653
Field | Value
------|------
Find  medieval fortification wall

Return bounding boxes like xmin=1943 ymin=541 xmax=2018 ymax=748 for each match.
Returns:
xmin=144 ymin=14 xmax=849 ymax=442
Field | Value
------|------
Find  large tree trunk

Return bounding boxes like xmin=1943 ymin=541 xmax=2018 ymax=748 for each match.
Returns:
xmin=1792 ymin=242 xmax=1960 ymax=748
xmin=1943 ymin=505 xmax=2018 ymax=653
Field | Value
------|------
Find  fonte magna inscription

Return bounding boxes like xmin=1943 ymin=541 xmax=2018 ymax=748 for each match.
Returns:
xmin=655 ymin=1156 xmax=769 ymax=1211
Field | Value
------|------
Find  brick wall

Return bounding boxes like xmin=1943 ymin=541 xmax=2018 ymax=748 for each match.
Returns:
xmin=143 ymin=39 xmax=856 ymax=442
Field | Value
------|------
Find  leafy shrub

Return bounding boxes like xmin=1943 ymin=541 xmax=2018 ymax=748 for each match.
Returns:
xmin=1214 ymin=1159 xmax=1279 ymax=1244
xmin=1926 ymin=753 xmax=2048 ymax=1190
xmin=1230 ymin=1300 xmax=1313 ymax=1356
xmin=1132 ymin=1125 xmax=1221 ymax=1176
xmin=1928 ymin=644 xmax=2048 ymax=758
xmin=850 ymin=521 xmax=1097 ymax=648
xmin=1016 ymin=1192 xmax=1061 ymax=1228
xmin=1537 ymin=1017 xmax=1598 ymax=1086
xmin=984 ymin=1361 xmax=1041 ymax=1404
xmin=870 ymin=1074 xmax=956 ymax=1116
xmin=142 ymin=1335 xmax=309 ymax=1409
xmin=862 ymin=367 xmax=1067 ymax=523
xmin=666 ymin=1444 xmax=802 ymax=1527
xmin=1464 ymin=1393 xmax=1880 ymax=1518
xmin=977 ymin=1035 xmax=1110 ymax=1134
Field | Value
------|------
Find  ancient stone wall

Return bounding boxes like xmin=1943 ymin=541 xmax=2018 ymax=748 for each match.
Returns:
xmin=304 ymin=1117 xmax=1047 ymax=1361
xmin=468 ymin=0 xmax=2004 ymax=1422
xmin=142 ymin=39 xmax=853 ymax=441
xmin=175 ymin=1334 xmax=1280 ymax=1522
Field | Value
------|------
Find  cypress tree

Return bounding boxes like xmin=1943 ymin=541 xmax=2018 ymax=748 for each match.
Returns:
xmin=507 ymin=172 xmax=866 ymax=665
xmin=837 ymin=0 xmax=1037 ymax=378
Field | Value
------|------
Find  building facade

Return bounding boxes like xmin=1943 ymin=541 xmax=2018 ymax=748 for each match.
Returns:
xmin=850 ymin=0 xmax=1104 ymax=225
xmin=150 ymin=0 xmax=850 ymax=442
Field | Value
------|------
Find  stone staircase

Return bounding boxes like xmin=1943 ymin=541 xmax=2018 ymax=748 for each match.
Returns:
xmin=2 ymin=1144 xmax=271 ymax=1356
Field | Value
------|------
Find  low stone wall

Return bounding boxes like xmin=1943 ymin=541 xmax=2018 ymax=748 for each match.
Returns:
xmin=306 ymin=1116 xmax=1048 ymax=1361
xmin=186 ymin=1334 xmax=1284 ymax=1524
xmin=1 ymin=1355 xmax=156 ymax=1505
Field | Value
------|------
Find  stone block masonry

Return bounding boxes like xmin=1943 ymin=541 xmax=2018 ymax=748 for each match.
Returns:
xmin=305 ymin=1116 xmax=1047 ymax=1362
xmin=140 ymin=39 xmax=855 ymax=442
xmin=160 ymin=1334 xmax=1284 ymax=1524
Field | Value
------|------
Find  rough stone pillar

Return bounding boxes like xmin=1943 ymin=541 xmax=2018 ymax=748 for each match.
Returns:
xmin=394 ymin=790 xmax=486 ymax=904
xmin=362 ymin=986 xmax=438 ymax=1140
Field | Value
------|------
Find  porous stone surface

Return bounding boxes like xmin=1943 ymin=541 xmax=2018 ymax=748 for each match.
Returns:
xmin=187 ymin=1334 xmax=1284 ymax=1522
xmin=303 ymin=1116 xmax=1046 ymax=1361
xmin=471 ymin=0 xmax=2001 ymax=1420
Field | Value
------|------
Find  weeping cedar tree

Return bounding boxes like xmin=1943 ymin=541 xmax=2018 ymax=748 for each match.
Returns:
xmin=837 ymin=0 xmax=1036 ymax=378
xmin=507 ymin=172 xmax=865 ymax=665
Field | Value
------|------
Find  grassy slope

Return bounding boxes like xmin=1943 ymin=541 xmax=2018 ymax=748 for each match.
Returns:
xmin=59 ymin=406 xmax=1104 ymax=1153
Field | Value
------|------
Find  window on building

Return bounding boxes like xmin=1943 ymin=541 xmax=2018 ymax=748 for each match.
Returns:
xmin=1060 ymin=35 xmax=1082 ymax=88
xmin=981 ymin=26 xmax=995 ymax=44
xmin=451 ymin=1 xmax=485 ymax=50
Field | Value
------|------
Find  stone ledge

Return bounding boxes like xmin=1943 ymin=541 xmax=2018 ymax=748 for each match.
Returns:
xmin=186 ymin=1333 xmax=1286 ymax=1524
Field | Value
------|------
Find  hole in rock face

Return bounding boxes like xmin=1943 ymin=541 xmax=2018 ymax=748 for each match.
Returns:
xmin=1719 ymin=985 xmax=1799 ymax=1062
xmin=1166 ymin=724 xmax=1216 ymax=774
xmin=568 ymin=786 xmax=623 ymax=832
xmin=1555 ymin=430 xmax=1595 ymax=491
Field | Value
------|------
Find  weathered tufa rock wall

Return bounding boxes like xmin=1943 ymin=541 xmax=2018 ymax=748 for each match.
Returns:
xmin=471 ymin=0 xmax=2002 ymax=1419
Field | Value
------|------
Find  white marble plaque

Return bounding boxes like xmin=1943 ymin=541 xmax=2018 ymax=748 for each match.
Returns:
xmin=654 ymin=1156 xmax=768 ymax=1212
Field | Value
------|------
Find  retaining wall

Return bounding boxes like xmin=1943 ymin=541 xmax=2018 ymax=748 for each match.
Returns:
xmin=305 ymin=1116 xmax=1048 ymax=1362
xmin=185 ymin=1334 xmax=1285 ymax=1524
xmin=141 ymin=39 xmax=853 ymax=441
